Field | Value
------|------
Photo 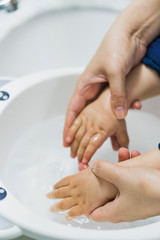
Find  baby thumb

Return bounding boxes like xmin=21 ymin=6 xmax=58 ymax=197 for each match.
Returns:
xmin=91 ymin=160 xmax=123 ymax=187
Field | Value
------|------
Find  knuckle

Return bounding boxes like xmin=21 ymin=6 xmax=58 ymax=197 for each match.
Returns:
xmin=84 ymin=151 xmax=91 ymax=159
xmin=77 ymin=154 xmax=83 ymax=162
xmin=58 ymin=201 xmax=65 ymax=210
xmin=70 ymin=179 xmax=77 ymax=189
xmin=111 ymin=92 xmax=126 ymax=104
xmin=107 ymin=54 xmax=127 ymax=76
xmin=74 ymin=117 xmax=81 ymax=126
xmin=75 ymin=133 xmax=82 ymax=141
xmin=80 ymin=141 xmax=87 ymax=149
xmin=71 ymin=143 xmax=76 ymax=151
xmin=93 ymin=160 xmax=105 ymax=173
xmin=90 ymin=140 xmax=99 ymax=148
xmin=88 ymin=127 xmax=94 ymax=134
xmin=99 ymin=127 xmax=106 ymax=135
xmin=53 ymin=190 xmax=59 ymax=198
xmin=106 ymin=59 xmax=123 ymax=75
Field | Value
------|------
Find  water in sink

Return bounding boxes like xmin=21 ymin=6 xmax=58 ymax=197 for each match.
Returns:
xmin=3 ymin=111 xmax=160 ymax=230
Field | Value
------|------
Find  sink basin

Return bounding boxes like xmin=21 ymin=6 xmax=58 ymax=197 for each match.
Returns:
xmin=0 ymin=1 xmax=159 ymax=239
xmin=0 ymin=69 xmax=160 ymax=240
xmin=0 ymin=1 xmax=119 ymax=77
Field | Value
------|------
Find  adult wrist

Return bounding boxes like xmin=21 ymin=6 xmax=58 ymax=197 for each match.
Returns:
xmin=116 ymin=0 xmax=160 ymax=46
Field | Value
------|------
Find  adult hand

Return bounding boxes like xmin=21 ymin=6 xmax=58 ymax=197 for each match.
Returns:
xmin=89 ymin=150 xmax=160 ymax=222
xmin=63 ymin=0 xmax=160 ymax=147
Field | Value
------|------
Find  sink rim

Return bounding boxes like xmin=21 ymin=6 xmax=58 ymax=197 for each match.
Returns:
xmin=0 ymin=68 xmax=160 ymax=240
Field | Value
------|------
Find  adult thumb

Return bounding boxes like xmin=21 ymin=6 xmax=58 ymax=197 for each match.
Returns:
xmin=91 ymin=160 xmax=124 ymax=188
xmin=109 ymin=73 xmax=128 ymax=119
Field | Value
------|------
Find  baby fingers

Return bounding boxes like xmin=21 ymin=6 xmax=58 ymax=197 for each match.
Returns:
xmin=66 ymin=118 xmax=82 ymax=144
xmin=81 ymin=133 xmax=106 ymax=164
xmin=47 ymin=186 xmax=71 ymax=199
xmin=76 ymin=131 xmax=94 ymax=163
xmin=50 ymin=198 xmax=77 ymax=212
xmin=70 ymin=125 xmax=86 ymax=158
xmin=66 ymin=205 xmax=86 ymax=220
xmin=54 ymin=174 xmax=74 ymax=189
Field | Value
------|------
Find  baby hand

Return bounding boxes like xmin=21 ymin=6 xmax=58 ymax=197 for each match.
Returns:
xmin=47 ymin=166 xmax=117 ymax=220
xmin=66 ymin=88 xmax=129 ymax=169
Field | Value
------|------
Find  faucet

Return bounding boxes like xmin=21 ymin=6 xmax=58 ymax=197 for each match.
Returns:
xmin=0 ymin=0 xmax=18 ymax=12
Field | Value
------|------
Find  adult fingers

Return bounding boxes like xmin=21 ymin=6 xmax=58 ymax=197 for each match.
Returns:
xmin=89 ymin=199 xmax=120 ymax=223
xmin=116 ymin=121 xmax=129 ymax=148
xmin=109 ymin=72 xmax=128 ymax=119
xmin=91 ymin=160 xmax=125 ymax=188
xmin=110 ymin=136 xmax=120 ymax=151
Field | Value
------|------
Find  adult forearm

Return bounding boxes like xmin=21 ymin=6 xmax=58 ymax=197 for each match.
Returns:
xmin=113 ymin=0 xmax=160 ymax=45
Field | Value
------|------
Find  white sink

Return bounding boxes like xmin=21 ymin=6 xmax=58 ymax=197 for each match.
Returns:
xmin=0 ymin=0 xmax=121 ymax=77
xmin=0 ymin=1 xmax=159 ymax=240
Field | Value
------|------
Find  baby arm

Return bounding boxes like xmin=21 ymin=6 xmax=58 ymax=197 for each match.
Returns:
xmin=127 ymin=64 xmax=160 ymax=106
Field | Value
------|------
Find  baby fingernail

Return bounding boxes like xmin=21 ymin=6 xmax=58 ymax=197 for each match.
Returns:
xmin=46 ymin=192 xmax=53 ymax=198
xmin=115 ymin=106 xmax=125 ymax=119
xmin=50 ymin=205 xmax=57 ymax=212
xmin=71 ymin=153 xmax=76 ymax=158
xmin=82 ymin=158 xmax=88 ymax=164
xmin=83 ymin=164 xmax=88 ymax=169
xmin=66 ymin=136 xmax=72 ymax=143
xmin=66 ymin=215 xmax=72 ymax=221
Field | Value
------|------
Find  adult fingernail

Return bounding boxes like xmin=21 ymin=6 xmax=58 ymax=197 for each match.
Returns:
xmin=115 ymin=106 xmax=125 ymax=119
xmin=91 ymin=160 xmax=98 ymax=171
